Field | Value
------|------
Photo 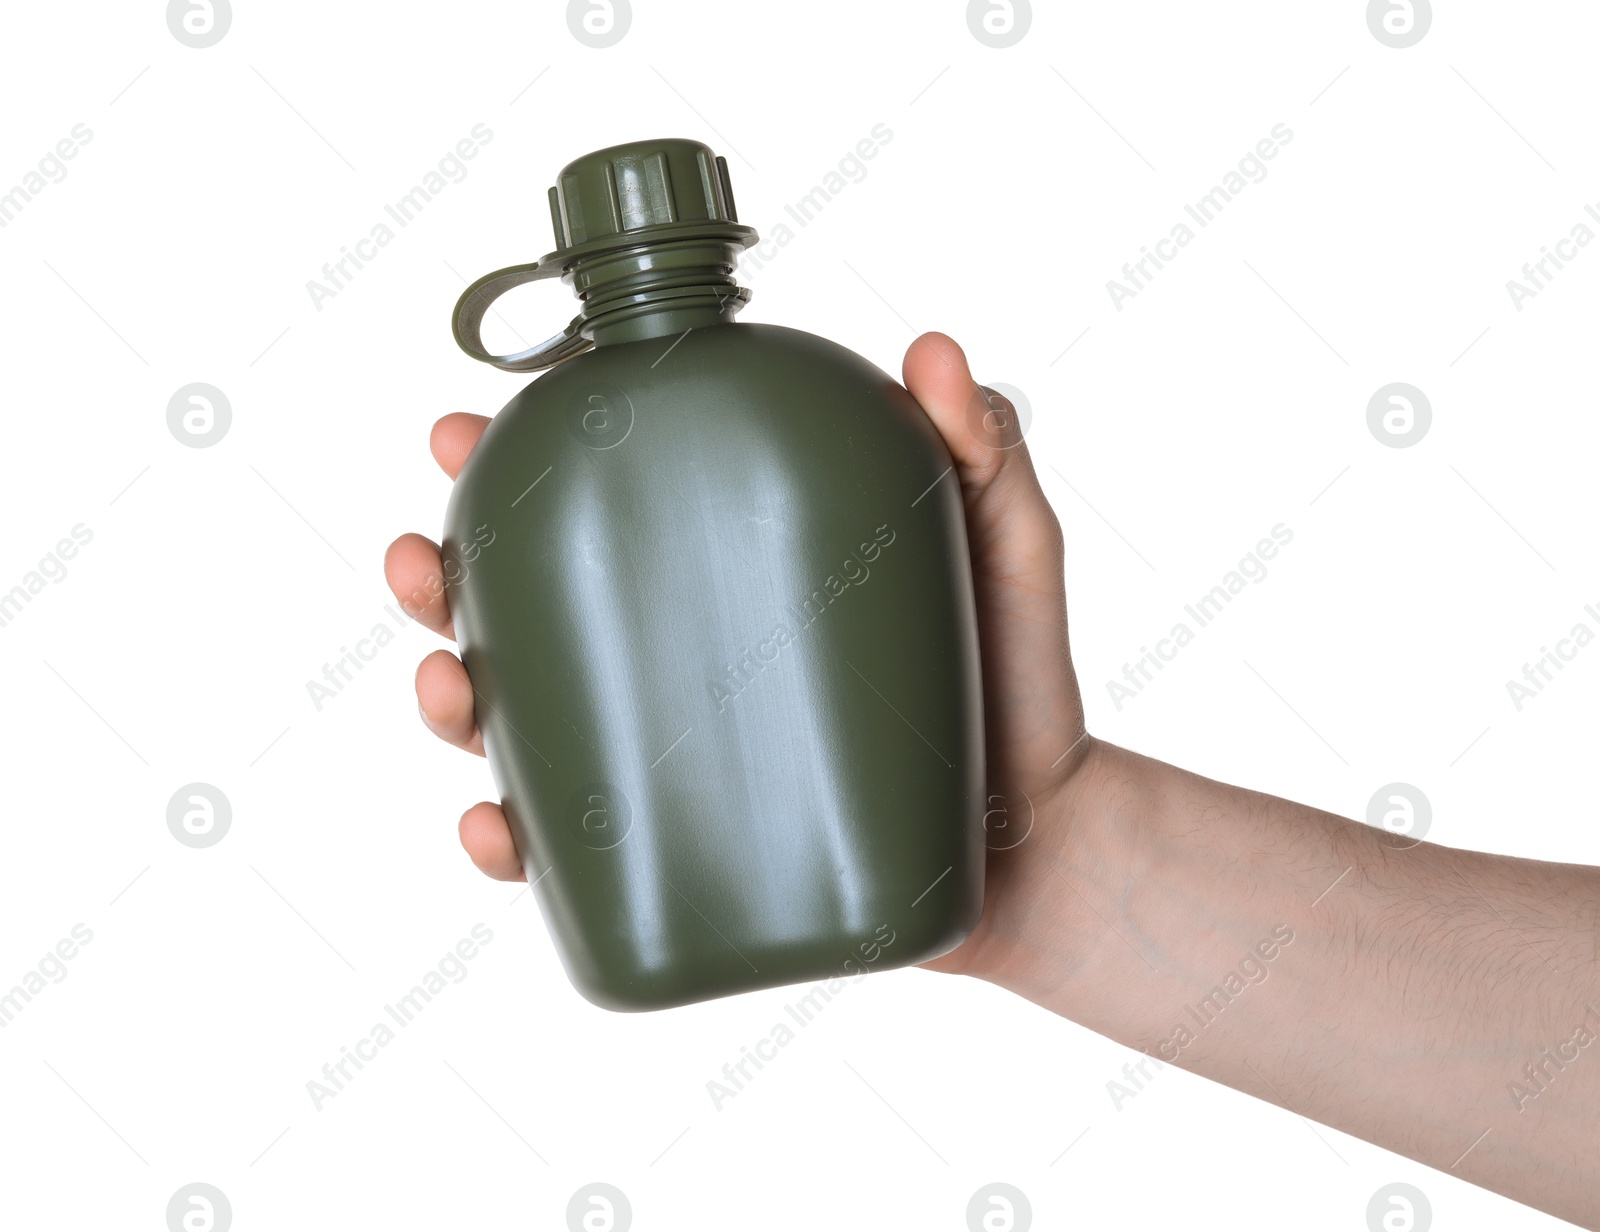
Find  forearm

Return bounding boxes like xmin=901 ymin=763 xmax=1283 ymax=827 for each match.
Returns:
xmin=979 ymin=741 xmax=1600 ymax=1227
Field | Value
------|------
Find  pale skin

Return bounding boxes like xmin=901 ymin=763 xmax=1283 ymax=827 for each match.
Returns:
xmin=387 ymin=332 xmax=1600 ymax=1227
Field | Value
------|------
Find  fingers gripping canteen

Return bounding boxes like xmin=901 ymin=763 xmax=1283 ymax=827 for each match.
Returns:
xmin=444 ymin=138 xmax=984 ymax=1010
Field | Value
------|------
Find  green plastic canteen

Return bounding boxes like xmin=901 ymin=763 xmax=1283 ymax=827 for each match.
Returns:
xmin=443 ymin=137 xmax=984 ymax=1010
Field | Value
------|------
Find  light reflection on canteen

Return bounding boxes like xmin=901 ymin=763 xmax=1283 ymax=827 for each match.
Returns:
xmin=711 ymin=524 xmax=897 ymax=712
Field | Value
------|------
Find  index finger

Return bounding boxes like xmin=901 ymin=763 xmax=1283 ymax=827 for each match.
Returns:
xmin=432 ymin=413 xmax=492 ymax=480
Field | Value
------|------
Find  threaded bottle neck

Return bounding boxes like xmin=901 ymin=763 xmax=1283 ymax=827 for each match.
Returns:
xmin=567 ymin=236 xmax=749 ymax=347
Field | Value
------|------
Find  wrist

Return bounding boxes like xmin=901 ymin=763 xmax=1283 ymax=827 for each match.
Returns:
xmin=965 ymin=741 xmax=1328 ymax=1051
xmin=949 ymin=738 xmax=1159 ymax=998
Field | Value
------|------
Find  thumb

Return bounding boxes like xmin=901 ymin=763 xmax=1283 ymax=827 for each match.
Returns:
xmin=902 ymin=332 xmax=1088 ymax=791
xmin=902 ymin=331 xmax=1063 ymax=585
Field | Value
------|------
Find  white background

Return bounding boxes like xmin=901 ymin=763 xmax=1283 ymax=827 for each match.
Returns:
xmin=2 ymin=1 xmax=1596 ymax=1229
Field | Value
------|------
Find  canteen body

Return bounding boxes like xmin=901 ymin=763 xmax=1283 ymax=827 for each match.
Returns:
xmin=444 ymin=138 xmax=984 ymax=1010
